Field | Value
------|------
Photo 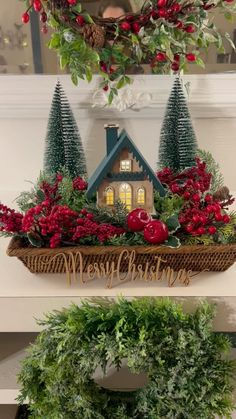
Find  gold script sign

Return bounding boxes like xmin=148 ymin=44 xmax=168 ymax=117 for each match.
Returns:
xmin=42 ymin=249 xmax=203 ymax=288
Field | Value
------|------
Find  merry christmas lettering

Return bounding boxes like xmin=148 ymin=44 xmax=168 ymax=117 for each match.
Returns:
xmin=48 ymin=250 xmax=201 ymax=288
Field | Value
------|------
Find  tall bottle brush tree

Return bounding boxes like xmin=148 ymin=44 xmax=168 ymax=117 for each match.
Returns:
xmin=44 ymin=81 xmax=87 ymax=179
xmin=158 ymin=77 xmax=198 ymax=172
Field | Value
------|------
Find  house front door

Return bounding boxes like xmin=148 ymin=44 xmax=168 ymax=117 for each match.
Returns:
xmin=119 ymin=183 xmax=132 ymax=210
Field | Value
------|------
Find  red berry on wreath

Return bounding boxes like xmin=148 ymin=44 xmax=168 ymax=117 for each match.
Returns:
xmin=158 ymin=9 xmax=168 ymax=18
xmin=76 ymin=15 xmax=85 ymax=26
xmin=67 ymin=0 xmax=77 ymax=5
xmin=171 ymin=3 xmax=181 ymax=13
xmin=100 ymin=62 xmax=108 ymax=73
xmin=157 ymin=0 xmax=167 ymax=7
xmin=186 ymin=53 xmax=196 ymax=62
xmin=40 ymin=11 xmax=47 ymax=23
xmin=171 ymin=62 xmax=179 ymax=72
xmin=184 ymin=25 xmax=195 ymax=33
xmin=174 ymin=54 xmax=180 ymax=62
xmin=127 ymin=208 xmax=151 ymax=232
xmin=144 ymin=220 xmax=169 ymax=244
xmin=176 ymin=20 xmax=183 ymax=29
xmin=155 ymin=52 xmax=167 ymax=62
xmin=126 ymin=15 xmax=135 ymax=22
xmin=151 ymin=10 xmax=159 ymax=19
xmin=120 ymin=21 xmax=131 ymax=31
xmin=132 ymin=22 xmax=141 ymax=33
xmin=86 ymin=213 xmax=94 ymax=220
xmin=203 ymin=3 xmax=214 ymax=9
xmin=41 ymin=25 xmax=48 ymax=34
xmin=208 ymin=226 xmax=217 ymax=235
xmin=223 ymin=214 xmax=230 ymax=224
xmin=22 ymin=12 xmax=30 ymax=24
xmin=33 ymin=0 xmax=42 ymax=12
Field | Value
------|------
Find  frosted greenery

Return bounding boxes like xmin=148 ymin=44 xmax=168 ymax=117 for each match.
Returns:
xmin=18 ymin=298 xmax=236 ymax=419
xmin=158 ymin=78 xmax=198 ymax=172
xmin=44 ymin=81 xmax=87 ymax=179
xmin=197 ymin=149 xmax=224 ymax=194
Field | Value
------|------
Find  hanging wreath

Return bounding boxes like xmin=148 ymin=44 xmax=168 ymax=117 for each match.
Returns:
xmin=21 ymin=0 xmax=236 ymax=102
xmin=18 ymin=298 xmax=236 ymax=418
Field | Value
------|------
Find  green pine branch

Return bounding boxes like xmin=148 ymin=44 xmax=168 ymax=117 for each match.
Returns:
xmin=85 ymin=200 xmax=128 ymax=228
xmin=197 ymin=149 xmax=224 ymax=194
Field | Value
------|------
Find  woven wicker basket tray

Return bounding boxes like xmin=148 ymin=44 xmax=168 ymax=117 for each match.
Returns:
xmin=7 ymin=237 xmax=236 ymax=274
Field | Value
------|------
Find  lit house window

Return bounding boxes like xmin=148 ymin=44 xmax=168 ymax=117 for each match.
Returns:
xmin=137 ymin=187 xmax=145 ymax=205
xmin=105 ymin=187 xmax=114 ymax=205
xmin=119 ymin=183 xmax=132 ymax=210
xmin=120 ymin=160 xmax=131 ymax=172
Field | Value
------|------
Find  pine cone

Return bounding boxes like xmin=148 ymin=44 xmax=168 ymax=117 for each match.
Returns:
xmin=82 ymin=24 xmax=105 ymax=48
xmin=213 ymin=186 xmax=231 ymax=201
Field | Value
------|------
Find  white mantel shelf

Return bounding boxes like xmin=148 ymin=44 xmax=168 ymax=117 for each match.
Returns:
xmin=1 ymin=74 xmax=236 ymax=119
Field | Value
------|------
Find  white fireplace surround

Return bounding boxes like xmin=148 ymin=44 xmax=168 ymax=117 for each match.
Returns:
xmin=0 ymin=74 xmax=236 ymax=119
xmin=0 ymin=74 xmax=236 ymax=194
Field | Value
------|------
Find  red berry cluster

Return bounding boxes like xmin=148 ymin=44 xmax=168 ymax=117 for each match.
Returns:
xmin=179 ymin=196 xmax=230 ymax=237
xmin=72 ymin=176 xmax=88 ymax=191
xmin=158 ymin=158 xmax=232 ymax=237
xmin=0 ymin=204 xmax=23 ymax=235
xmin=22 ymin=0 xmax=48 ymax=34
xmin=73 ymin=210 xmax=124 ymax=243
xmin=22 ymin=203 xmax=79 ymax=248
xmin=22 ymin=203 xmax=124 ymax=248
xmin=158 ymin=158 xmax=211 ymax=198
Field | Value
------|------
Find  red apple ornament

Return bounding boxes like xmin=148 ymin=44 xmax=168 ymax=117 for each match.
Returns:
xmin=127 ymin=209 xmax=151 ymax=232
xmin=144 ymin=220 xmax=169 ymax=244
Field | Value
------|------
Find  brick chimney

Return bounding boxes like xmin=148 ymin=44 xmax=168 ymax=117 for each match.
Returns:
xmin=104 ymin=124 xmax=119 ymax=155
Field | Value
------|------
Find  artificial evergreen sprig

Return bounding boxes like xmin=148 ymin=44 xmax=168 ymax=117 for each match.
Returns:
xmin=85 ymin=200 xmax=128 ymax=228
xmin=197 ymin=149 xmax=224 ymax=194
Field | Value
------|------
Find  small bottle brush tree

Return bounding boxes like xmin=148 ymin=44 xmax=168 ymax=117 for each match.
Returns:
xmin=158 ymin=77 xmax=198 ymax=172
xmin=44 ymin=80 xmax=87 ymax=179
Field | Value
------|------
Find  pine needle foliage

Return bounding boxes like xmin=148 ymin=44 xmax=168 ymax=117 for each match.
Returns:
xmin=197 ymin=149 xmax=224 ymax=194
xmin=17 ymin=298 xmax=236 ymax=419
xmin=158 ymin=77 xmax=198 ymax=172
xmin=44 ymin=81 xmax=87 ymax=179
xmin=85 ymin=200 xmax=128 ymax=228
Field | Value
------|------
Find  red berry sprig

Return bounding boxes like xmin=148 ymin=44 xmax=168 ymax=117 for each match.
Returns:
xmin=0 ymin=204 xmax=23 ymax=235
xmin=158 ymin=159 xmax=233 ymax=238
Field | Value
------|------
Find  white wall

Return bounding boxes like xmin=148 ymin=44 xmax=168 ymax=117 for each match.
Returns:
xmin=0 ymin=74 xmax=236 ymax=196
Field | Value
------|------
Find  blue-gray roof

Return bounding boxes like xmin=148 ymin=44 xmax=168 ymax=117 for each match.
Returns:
xmin=87 ymin=129 xmax=166 ymax=197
